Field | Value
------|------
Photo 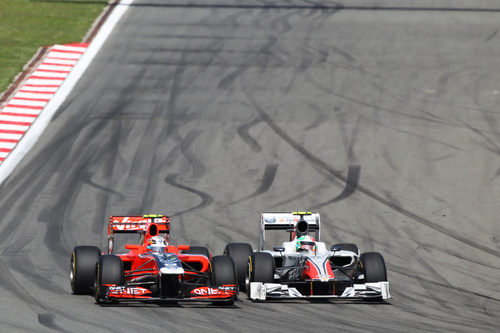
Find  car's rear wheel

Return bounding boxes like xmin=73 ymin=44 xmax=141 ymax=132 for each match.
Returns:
xmin=360 ymin=252 xmax=387 ymax=282
xmin=210 ymin=255 xmax=237 ymax=306
xmin=94 ymin=255 xmax=124 ymax=304
xmin=181 ymin=246 xmax=211 ymax=258
xmin=70 ymin=246 xmax=100 ymax=295
xmin=224 ymin=243 xmax=253 ymax=291
xmin=247 ymin=252 xmax=274 ymax=294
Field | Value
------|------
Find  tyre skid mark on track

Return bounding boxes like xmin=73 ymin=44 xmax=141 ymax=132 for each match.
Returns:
xmin=304 ymin=72 xmax=455 ymax=128
xmin=164 ymin=173 xmax=213 ymax=217
xmin=245 ymin=89 xmax=500 ymax=258
xmin=222 ymin=163 xmax=278 ymax=207
xmin=180 ymin=130 xmax=206 ymax=179
xmin=315 ymin=164 xmax=360 ymax=208
xmin=0 ymin=259 xmax=69 ymax=332
xmin=237 ymin=117 xmax=262 ymax=153
xmin=303 ymin=102 xmax=328 ymax=131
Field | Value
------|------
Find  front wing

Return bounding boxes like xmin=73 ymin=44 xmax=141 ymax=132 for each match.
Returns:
xmin=248 ymin=282 xmax=390 ymax=301
xmin=101 ymin=284 xmax=237 ymax=303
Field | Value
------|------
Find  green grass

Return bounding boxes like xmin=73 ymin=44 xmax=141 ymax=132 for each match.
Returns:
xmin=0 ymin=0 xmax=107 ymax=94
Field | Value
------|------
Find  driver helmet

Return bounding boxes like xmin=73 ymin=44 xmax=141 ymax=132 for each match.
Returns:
xmin=147 ymin=235 xmax=167 ymax=252
xmin=296 ymin=235 xmax=316 ymax=252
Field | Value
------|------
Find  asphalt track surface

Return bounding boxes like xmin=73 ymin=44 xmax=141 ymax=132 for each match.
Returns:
xmin=1 ymin=0 xmax=500 ymax=332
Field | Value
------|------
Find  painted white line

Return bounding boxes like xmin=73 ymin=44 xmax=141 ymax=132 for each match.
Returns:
xmin=14 ymin=92 xmax=53 ymax=99
xmin=43 ymin=59 xmax=78 ymax=66
xmin=9 ymin=99 xmax=47 ymax=107
xmin=0 ymin=142 xmax=16 ymax=149
xmin=47 ymin=51 xmax=82 ymax=59
xmin=1 ymin=107 xmax=42 ymax=115
xmin=0 ymin=124 xmax=30 ymax=131
xmin=0 ymin=152 xmax=9 ymax=158
xmin=0 ymin=133 xmax=23 ymax=140
xmin=20 ymin=86 xmax=59 ymax=93
xmin=25 ymin=78 xmax=65 ymax=85
xmin=0 ymin=0 xmax=135 ymax=185
xmin=52 ymin=45 xmax=87 ymax=52
xmin=32 ymin=71 xmax=69 ymax=78
xmin=38 ymin=64 xmax=74 ymax=71
xmin=0 ymin=115 xmax=37 ymax=122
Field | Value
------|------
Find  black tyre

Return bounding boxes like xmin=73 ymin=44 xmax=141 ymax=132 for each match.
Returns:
xmin=70 ymin=246 xmax=100 ymax=295
xmin=210 ymin=255 xmax=237 ymax=286
xmin=360 ymin=252 xmax=387 ymax=282
xmin=248 ymin=252 xmax=274 ymax=287
xmin=95 ymin=255 xmax=124 ymax=303
xmin=210 ymin=256 xmax=237 ymax=306
xmin=332 ymin=243 xmax=359 ymax=255
xmin=181 ymin=246 xmax=211 ymax=258
xmin=224 ymin=243 xmax=253 ymax=291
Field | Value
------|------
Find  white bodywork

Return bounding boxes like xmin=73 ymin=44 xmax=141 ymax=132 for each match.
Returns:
xmin=248 ymin=281 xmax=391 ymax=300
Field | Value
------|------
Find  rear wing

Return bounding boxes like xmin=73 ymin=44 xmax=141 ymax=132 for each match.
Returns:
xmin=107 ymin=215 xmax=170 ymax=254
xmin=108 ymin=215 xmax=170 ymax=234
xmin=259 ymin=212 xmax=320 ymax=250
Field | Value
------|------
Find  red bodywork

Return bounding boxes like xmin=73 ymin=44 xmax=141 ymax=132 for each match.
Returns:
xmin=99 ymin=215 xmax=236 ymax=302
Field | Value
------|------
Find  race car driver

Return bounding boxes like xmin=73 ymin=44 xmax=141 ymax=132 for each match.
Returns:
xmin=296 ymin=235 xmax=316 ymax=253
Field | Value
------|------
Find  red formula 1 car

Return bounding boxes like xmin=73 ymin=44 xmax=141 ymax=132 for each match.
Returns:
xmin=70 ymin=215 xmax=237 ymax=305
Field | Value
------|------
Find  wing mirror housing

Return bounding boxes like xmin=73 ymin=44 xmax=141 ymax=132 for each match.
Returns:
xmin=330 ymin=245 xmax=342 ymax=252
xmin=273 ymin=246 xmax=285 ymax=252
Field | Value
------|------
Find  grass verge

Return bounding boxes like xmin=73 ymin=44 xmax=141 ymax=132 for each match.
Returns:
xmin=0 ymin=0 xmax=107 ymax=94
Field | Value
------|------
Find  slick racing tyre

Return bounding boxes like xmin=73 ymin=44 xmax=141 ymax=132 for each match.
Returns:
xmin=332 ymin=243 xmax=359 ymax=255
xmin=210 ymin=256 xmax=237 ymax=306
xmin=224 ymin=243 xmax=253 ymax=291
xmin=210 ymin=255 xmax=237 ymax=286
xmin=181 ymin=246 xmax=211 ymax=258
xmin=247 ymin=252 xmax=274 ymax=288
xmin=94 ymin=255 xmax=124 ymax=304
xmin=71 ymin=246 xmax=100 ymax=295
xmin=360 ymin=252 xmax=387 ymax=282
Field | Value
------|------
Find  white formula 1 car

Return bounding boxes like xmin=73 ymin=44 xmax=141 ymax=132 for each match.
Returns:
xmin=223 ymin=212 xmax=390 ymax=301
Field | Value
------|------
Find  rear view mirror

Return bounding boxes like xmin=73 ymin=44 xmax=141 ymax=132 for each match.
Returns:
xmin=330 ymin=245 xmax=342 ymax=252
xmin=273 ymin=247 xmax=285 ymax=252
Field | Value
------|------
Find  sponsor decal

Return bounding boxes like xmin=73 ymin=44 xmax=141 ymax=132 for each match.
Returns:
xmin=108 ymin=286 xmax=151 ymax=296
xmin=264 ymin=216 xmax=276 ymax=223
xmin=190 ymin=285 xmax=236 ymax=297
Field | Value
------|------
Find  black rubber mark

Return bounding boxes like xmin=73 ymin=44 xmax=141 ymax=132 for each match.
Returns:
xmin=38 ymin=314 xmax=59 ymax=330
xmin=316 ymin=165 xmax=360 ymax=208
xmin=247 ymin=91 xmax=500 ymax=258
xmin=80 ymin=171 xmax=125 ymax=198
xmin=180 ymin=130 xmax=206 ymax=179
xmin=237 ymin=118 xmax=262 ymax=153
xmin=218 ymin=67 xmax=249 ymax=89
xmin=485 ymin=29 xmax=498 ymax=42
xmin=223 ymin=164 xmax=278 ymax=207
xmin=164 ymin=174 xmax=213 ymax=217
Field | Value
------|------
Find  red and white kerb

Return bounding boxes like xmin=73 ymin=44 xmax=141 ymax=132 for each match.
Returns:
xmin=0 ymin=43 xmax=88 ymax=163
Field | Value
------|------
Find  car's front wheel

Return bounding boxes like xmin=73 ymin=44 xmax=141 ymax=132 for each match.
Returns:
xmin=210 ymin=255 xmax=237 ymax=306
xmin=246 ymin=252 xmax=274 ymax=295
xmin=224 ymin=243 xmax=253 ymax=291
xmin=94 ymin=255 xmax=124 ymax=304
xmin=360 ymin=252 xmax=387 ymax=282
